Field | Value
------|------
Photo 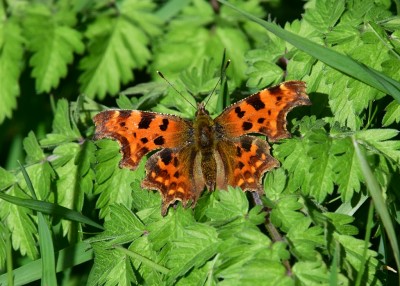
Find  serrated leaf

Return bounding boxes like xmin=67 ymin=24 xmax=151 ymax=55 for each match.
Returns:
xmin=79 ymin=0 xmax=161 ymax=99
xmin=53 ymin=142 xmax=86 ymax=238
xmin=147 ymin=207 xmax=195 ymax=251
xmin=94 ymin=140 xmax=138 ymax=219
xmin=303 ymin=0 xmax=345 ymax=32
xmin=93 ymin=205 xmax=144 ymax=245
xmin=0 ymin=19 xmax=24 ymax=123
xmin=0 ymin=168 xmax=16 ymax=190
xmin=40 ymin=99 xmax=81 ymax=146
xmin=274 ymin=136 xmax=312 ymax=194
xmin=335 ymin=234 xmax=381 ymax=285
xmin=382 ymin=100 xmax=400 ymax=126
xmin=205 ymin=187 xmax=249 ymax=221
xmin=166 ymin=224 xmax=220 ymax=284
xmin=0 ymin=185 xmax=38 ymax=260
xmin=286 ymin=218 xmax=325 ymax=260
xmin=293 ymin=254 xmax=348 ymax=285
xmin=270 ymin=196 xmax=304 ymax=232
xmin=307 ymin=131 xmax=335 ymax=202
xmin=323 ymin=213 xmax=358 ymax=235
xmin=88 ymin=242 xmax=136 ymax=286
xmin=356 ymin=129 xmax=400 ymax=163
xmin=23 ymin=132 xmax=45 ymax=163
xmin=332 ymin=138 xmax=363 ymax=202
xmin=23 ymin=4 xmax=84 ymax=93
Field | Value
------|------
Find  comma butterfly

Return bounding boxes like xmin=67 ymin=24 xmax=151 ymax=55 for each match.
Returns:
xmin=93 ymin=80 xmax=311 ymax=215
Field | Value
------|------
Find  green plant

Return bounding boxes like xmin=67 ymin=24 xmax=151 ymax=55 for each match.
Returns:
xmin=0 ymin=0 xmax=399 ymax=285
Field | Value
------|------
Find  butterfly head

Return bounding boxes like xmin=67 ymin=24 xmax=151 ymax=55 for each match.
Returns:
xmin=195 ymin=102 xmax=210 ymax=117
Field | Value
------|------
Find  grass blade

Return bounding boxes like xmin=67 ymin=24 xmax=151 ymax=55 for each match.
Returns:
xmin=38 ymin=214 xmax=57 ymax=286
xmin=0 ymin=192 xmax=103 ymax=230
xmin=352 ymin=136 xmax=400 ymax=284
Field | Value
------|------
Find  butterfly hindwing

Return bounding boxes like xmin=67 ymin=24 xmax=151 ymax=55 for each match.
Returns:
xmin=141 ymin=146 xmax=204 ymax=215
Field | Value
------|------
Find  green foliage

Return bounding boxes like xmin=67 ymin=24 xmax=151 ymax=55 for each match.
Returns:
xmin=1 ymin=0 xmax=400 ymax=285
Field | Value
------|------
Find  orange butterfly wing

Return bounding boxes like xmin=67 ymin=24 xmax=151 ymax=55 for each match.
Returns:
xmin=215 ymin=81 xmax=311 ymax=142
xmin=93 ymin=110 xmax=192 ymax=170
xmin=214 ymin=81 xmax=310 ymax=194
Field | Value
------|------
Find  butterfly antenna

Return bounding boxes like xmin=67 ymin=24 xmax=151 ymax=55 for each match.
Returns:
xmin=204 ymin=59 xmax=231 ymax=107
xmin=157 ymin=71 xmax=196 ymax=109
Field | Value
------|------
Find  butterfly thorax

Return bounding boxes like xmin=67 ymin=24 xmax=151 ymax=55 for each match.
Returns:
xmin=193 ymin=103 xmax=216 ymax=151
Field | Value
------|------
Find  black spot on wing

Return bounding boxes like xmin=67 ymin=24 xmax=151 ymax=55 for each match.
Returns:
xmin=118 ymin=110 xmax=131 ymax=119
xmin=235 ymin=107 xmax=245 ymax=118
xmin=173 ymin=157 xmax=179 ymax=167
xmin=268 ymin=85 xmax=282 ymax=95
xmin=140 ymin=137 xmax=148 ymax=144
xmin=257 ymin=118 xmax=265 ymax=124
xmin=241 ymin=137 xmax=252 ymax=152
xmin=242 ymin=122 xmax=253 ymax=131
xmin=138 ymin=113 xmax=155 ymax=129
xmin=154 ymin=136 xmax=165 ymax=145
xmin=236 ymin=146 xmax=242 ymax=157
xmin=246 ymin=93 xmax=265 ymax=110
xmin=160 ymin=149 xmax=173 ymax=165
xmin=159 ymin=119 xmax=169 ymax=131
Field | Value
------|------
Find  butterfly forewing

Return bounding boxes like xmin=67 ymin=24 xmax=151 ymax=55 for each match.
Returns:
xmin=93 ymin=110 xmax=192 ymax=170
xmin=215 ymin=81 xmax=311 ymax=142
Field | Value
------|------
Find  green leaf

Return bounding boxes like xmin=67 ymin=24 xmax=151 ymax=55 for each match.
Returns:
xmin=0 ymin=18 xmax=24 ymax=123
xmin=79 ymin=0 xmax=161 ymax=99
xmin=355 ymin=129 xmax=400 ymax=163
xmin=323 ymin=213 xmax=358 ymax=236
xmin=335 ymin=234 xmax=381 ymax=285
xmin=307 ymin=131 xmax=335 ymax=202
xmin=0 ymin=185 xmax=38 ymax=260
xmin=94 ymin=140 xmax=139 ymax=218
xmin=270 ymin=196 xmax=304 ymax=233
xmin=303 ymin=0 xmax=345 ymax=32
xmin=23 ymin=4 xmax=84 ymax=93
xmin=274 ymin=137 xmax=312 ymax=194
xmin=332 ymin=138 xmax=363 ymax=202
xmin=40 ymin=99 xmax=81 ymax=146
xmin=52 ymin=142 xmax=93 ymax=237
xmin=287 ymin=219 xmax=325 ymax=260
xmin=166 ymin=224 xmax=220 ymax=284
xmin=88 ymin=241 xmax=137 ymax=285
xmin=205 ymin=187 xmax=249 ymax=221
xmin=23 ymin=132 xmax=45 ymax=163
xmin=293 ymin=254 xmax=348 ymax=285
xmin=382 ymin=100 xmax=400 ymax=127
xmin=0 ymin=168 xmax=16 ymax=190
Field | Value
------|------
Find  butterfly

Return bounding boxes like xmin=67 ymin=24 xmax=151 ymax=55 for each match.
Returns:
xmin=93 ymin=80 xmax=311 ymax=215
